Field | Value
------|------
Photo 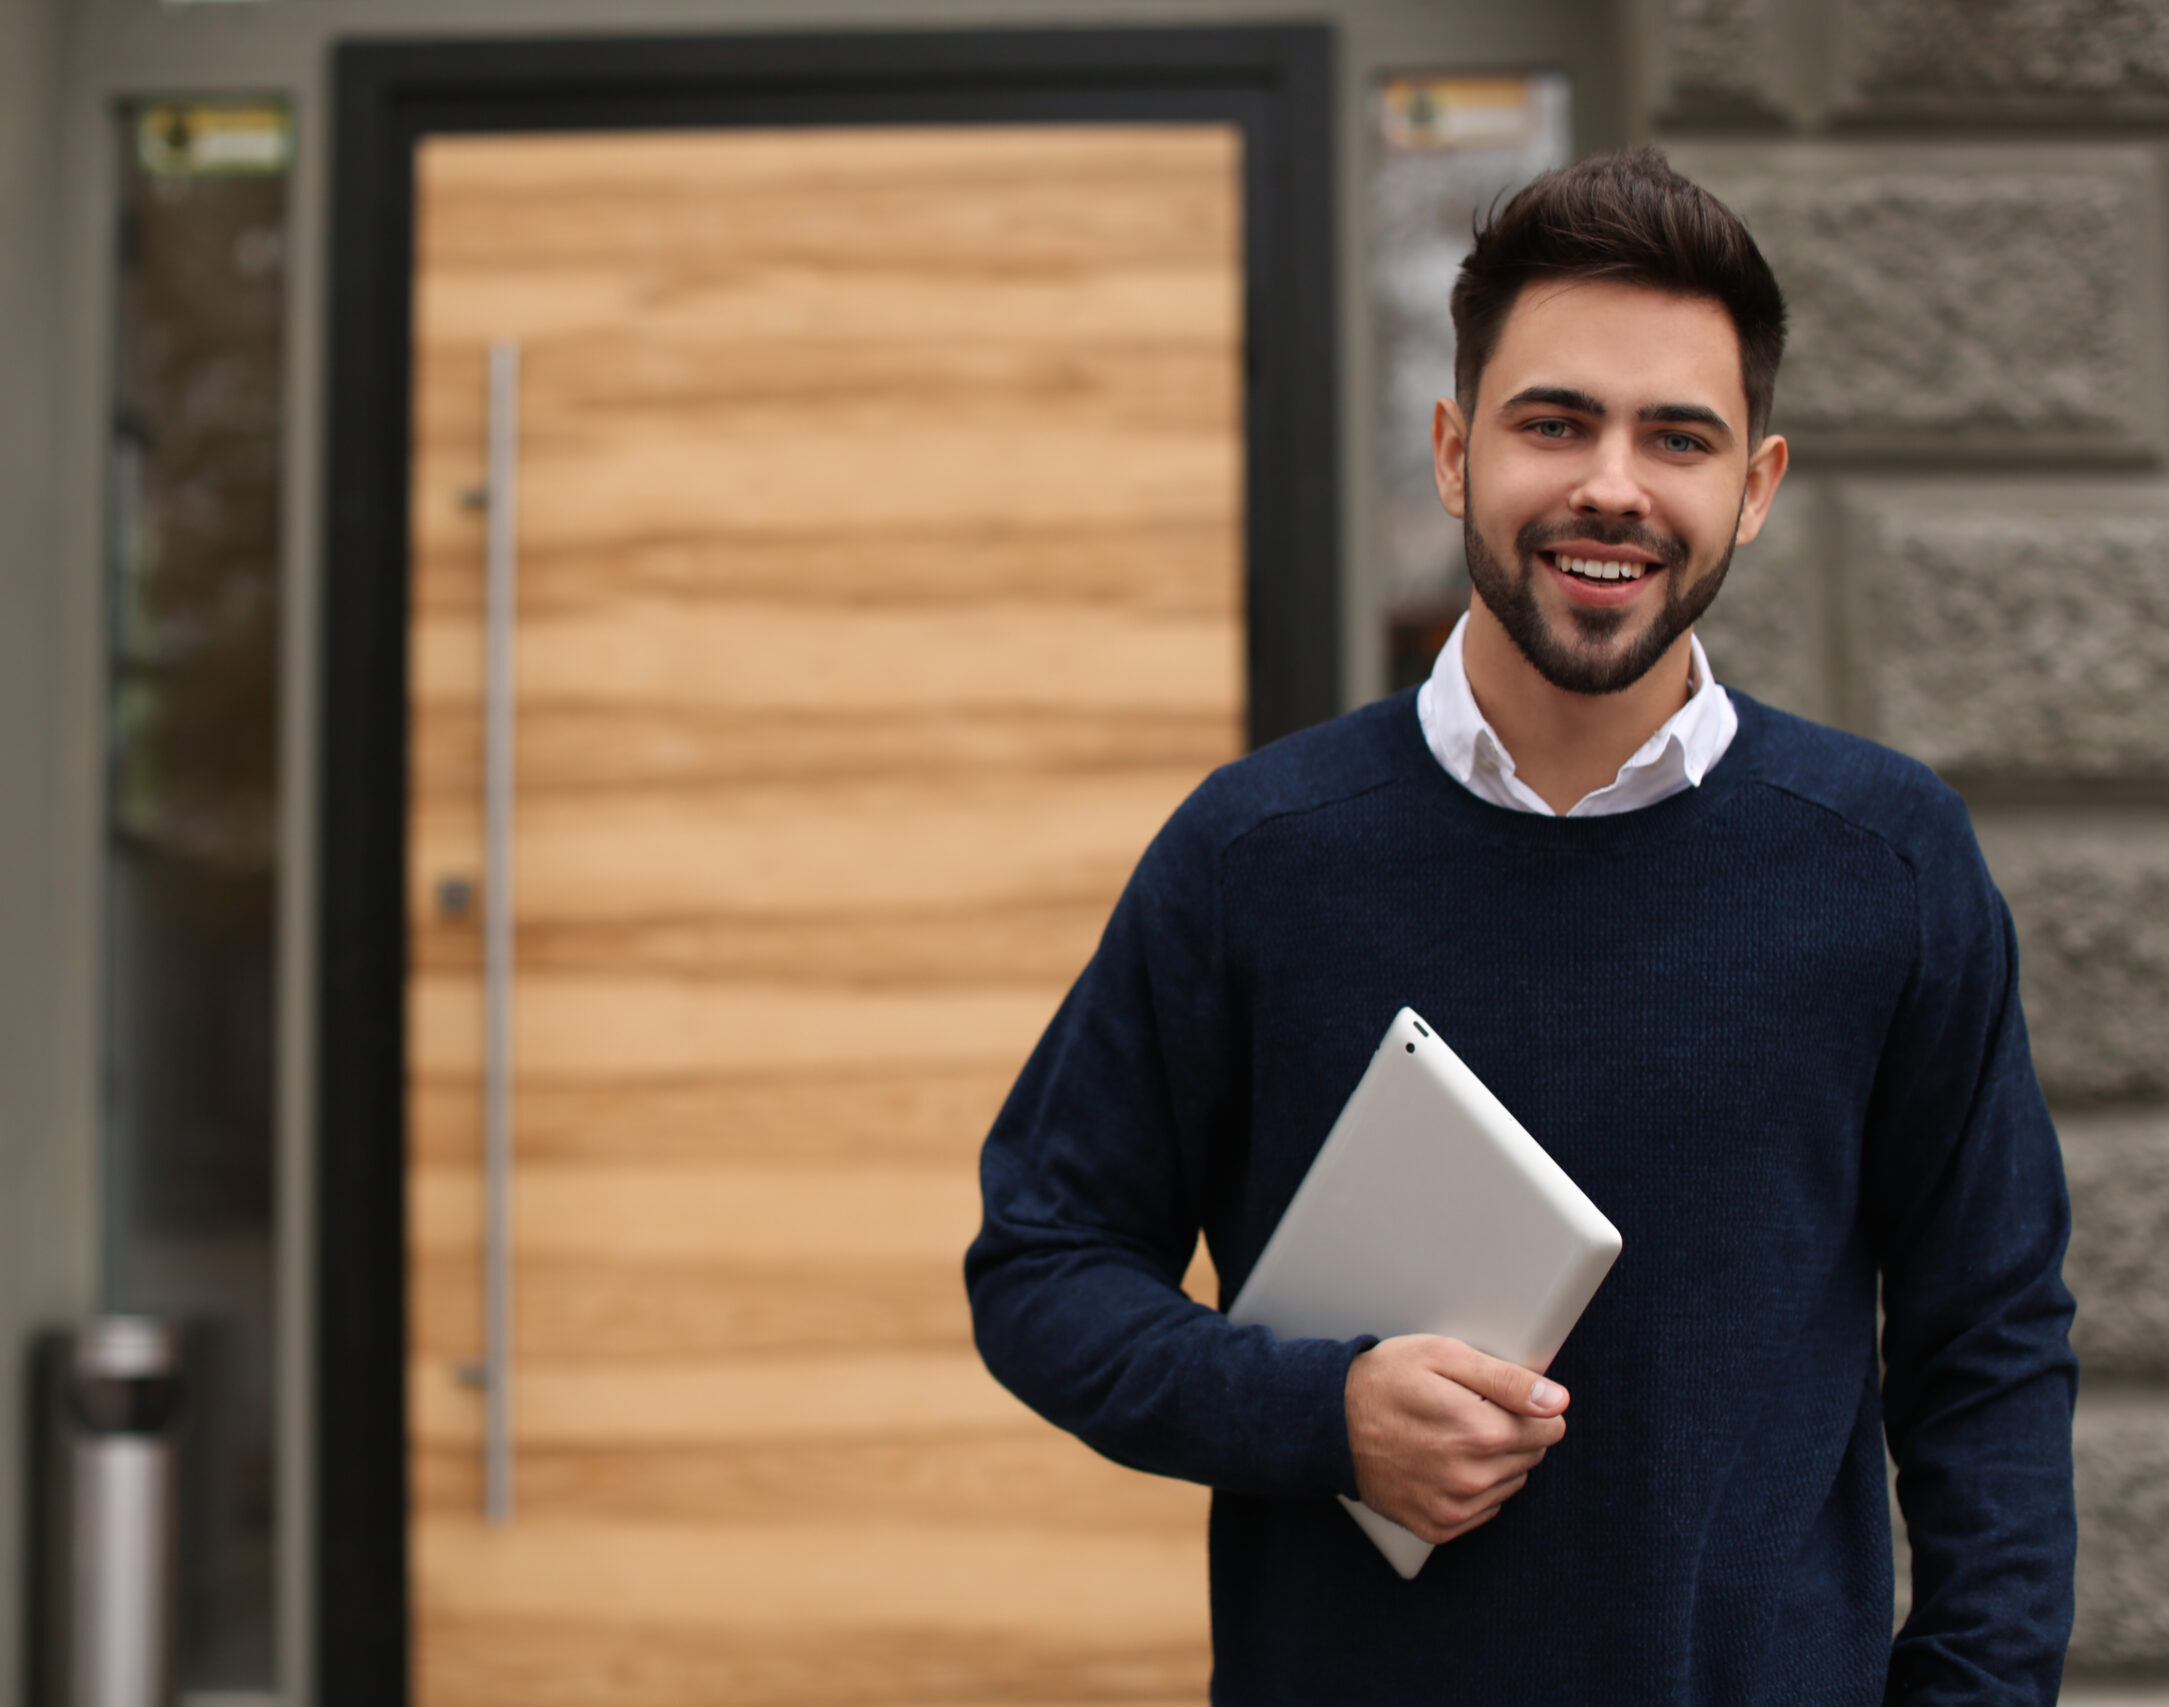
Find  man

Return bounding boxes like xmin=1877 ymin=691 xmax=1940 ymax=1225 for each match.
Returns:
xmin=966 ymin=148 xmax=2075 ymax=1704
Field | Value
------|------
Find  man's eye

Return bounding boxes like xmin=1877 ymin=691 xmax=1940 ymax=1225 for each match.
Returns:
xmin=1530 ymin=419 xmax=1572 ymax=439
xmin=1659 ymin=432 xmax=1705 ymax=454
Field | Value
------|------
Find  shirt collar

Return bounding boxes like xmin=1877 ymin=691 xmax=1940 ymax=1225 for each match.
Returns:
xmin=1414 ymin=613 xmax=1737 ymax=817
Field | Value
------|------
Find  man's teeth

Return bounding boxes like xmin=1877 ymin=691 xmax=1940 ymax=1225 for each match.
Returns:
xmin=1555 ymin=554 xmax=1646 ymax=582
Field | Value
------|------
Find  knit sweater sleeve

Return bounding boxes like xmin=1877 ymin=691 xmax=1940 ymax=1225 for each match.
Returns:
xmin=1867 ymin=795 xmax=2077 ymax=1705
xmin=964 ymin=787 xmax=1371 ymax=1499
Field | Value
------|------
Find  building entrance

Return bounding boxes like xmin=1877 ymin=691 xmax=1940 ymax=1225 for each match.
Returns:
xmin=317 ymin=29 xmax=1339 ymax=1706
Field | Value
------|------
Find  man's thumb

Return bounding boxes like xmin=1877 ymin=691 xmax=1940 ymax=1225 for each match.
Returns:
xmin=1445 ymin=1342 xmax=1569 ymax=1416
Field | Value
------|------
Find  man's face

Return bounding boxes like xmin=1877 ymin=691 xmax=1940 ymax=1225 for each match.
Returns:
xmin=1434 ymin=278 xmax=1787 ymax=696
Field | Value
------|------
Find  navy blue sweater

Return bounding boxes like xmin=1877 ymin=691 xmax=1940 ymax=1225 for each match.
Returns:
xmin=967 ymin=690 xmax=2075 ymax=1705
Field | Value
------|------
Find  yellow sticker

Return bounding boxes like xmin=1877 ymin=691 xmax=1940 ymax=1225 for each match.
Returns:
xmin=1378 ymin=76 xmax=1535 ymax=154
xmin=136 ymin=101 xmax=290 ymax=177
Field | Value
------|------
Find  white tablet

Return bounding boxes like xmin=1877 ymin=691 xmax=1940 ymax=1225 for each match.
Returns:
xmin=1227 ymin=1006 xmax=1622 ymax=1578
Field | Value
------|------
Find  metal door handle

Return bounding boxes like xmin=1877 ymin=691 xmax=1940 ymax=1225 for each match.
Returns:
xmin=480 ymin=340 xmax=520 ymax=1524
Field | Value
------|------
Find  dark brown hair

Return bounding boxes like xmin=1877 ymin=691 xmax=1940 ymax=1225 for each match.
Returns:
xmin=1450 ymin=146 xmax=1788 ymax=440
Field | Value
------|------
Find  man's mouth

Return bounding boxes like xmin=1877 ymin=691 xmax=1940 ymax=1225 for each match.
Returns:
xmin=1540 ymin=550 xmax=1655 ymax=584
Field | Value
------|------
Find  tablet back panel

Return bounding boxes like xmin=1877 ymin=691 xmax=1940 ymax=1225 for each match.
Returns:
xmin=1227 ymin=1007 xmax=1622 ymax=1577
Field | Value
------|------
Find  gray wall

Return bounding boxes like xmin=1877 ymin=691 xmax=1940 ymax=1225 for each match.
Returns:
xmin=1643 ymin=0 xmax=2169 ymax=1696
xmin=1 ymin=2 xmax=1623 ymax=1703
xmin=0 ymin=0 xmax=88 ymax=1704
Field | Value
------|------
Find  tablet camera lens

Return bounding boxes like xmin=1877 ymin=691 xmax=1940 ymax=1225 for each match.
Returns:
xmin=1405 ymin=1042 xmax=1416 ymax=1053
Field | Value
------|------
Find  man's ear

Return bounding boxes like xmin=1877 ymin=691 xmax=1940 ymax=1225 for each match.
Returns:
xmin=1733 ymin=432 xmax=1789 ymax=546
xmin=1432 ymin=398 xmax=1470 ymax=520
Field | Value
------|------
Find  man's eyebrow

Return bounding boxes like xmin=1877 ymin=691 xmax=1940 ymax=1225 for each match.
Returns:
xmin=1639 ymin=401 xmax=1735 ymax=438
xmin=1501 ymin=385 xmax=1606 ymax=416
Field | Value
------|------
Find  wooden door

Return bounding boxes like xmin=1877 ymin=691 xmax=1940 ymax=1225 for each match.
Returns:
xmin=405 ymin=125 xmax=1244 ymax=1705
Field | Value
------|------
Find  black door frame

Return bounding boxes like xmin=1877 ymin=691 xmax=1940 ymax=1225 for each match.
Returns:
xmin=318 ymin=25 xmax=1338 ymax=1705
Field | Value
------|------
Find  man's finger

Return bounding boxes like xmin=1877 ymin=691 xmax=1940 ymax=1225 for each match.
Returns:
xmin=1432 ymin=1338 xmax=1570 ymax=1417
xmin=1433 ymin=1498 xmax=1510 ymax=1545
xmin=1486 ymin=1444 xmax=1550 ymax=1481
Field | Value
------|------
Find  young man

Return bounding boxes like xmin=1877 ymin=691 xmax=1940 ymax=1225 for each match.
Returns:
xmin=966 ymin=149 xmax=2075 ymax=1704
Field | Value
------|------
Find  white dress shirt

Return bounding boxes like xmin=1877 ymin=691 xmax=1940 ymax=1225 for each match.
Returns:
xmin=1415 ymin=613 xmax=1738 ymax=818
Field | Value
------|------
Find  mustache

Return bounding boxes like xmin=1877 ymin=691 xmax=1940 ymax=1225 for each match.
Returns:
xmin=1515 ymin=517 xmax=1690 ymax=570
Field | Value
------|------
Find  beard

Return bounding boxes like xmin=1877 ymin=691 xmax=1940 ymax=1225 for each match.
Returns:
xmin=1462 ymin=498 xmax=1738 ymax=697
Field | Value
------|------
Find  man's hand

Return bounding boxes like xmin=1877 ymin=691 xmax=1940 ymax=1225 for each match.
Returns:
xmin=1344 ymin=1335 xmax=1569 ymax=1544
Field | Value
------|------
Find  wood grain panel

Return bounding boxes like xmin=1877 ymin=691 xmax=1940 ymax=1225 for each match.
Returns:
xmin=412 ymin=525 xmax=1239 ymax=616
xmin=409 ymin=770 xmax=1199 ymax=921
xmin=418 ymin=1615 xmax=1207 ymax=1707
xmin=410 ymin=708 xmax=1238 ymax=799
xmin=408 ymin=1066 xmax=1016 ymax=1166
xmin=410 ymin=900 xmax=1110 ymax=985
xmin=408 ymin=122 xmax=1239 ymax=1707
xmin=416 ymin=263 xmax=1237 ymax=351
xmin=413 ymin=1350 xmax=1031 ymax=1447
xmin=412 ymin=1434 xmax=1209 ymax=1533
xmin=414 ymin=339 xmax=1238 ymax=446
xmin=453 ymin=425 xmax=1233 ymax=544
xmin=413 ymin=1163 xmax=985 ymax=1264
xmin=411 ymin=603 xmax=1239 ymax=712
xmin=409 ymin=977 xmax=1064 ymax=1077
xmin=415 ymin=126 xmax=1237 ymax=263
xmin=412 ymin=1254 xmax=973 ymax=1358
xmin=414 ymin=1518 xmax=1208 ymax=1635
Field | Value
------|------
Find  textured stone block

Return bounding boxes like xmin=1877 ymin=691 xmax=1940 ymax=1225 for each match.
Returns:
xmin=1842 ymin=484 xmax=2169 ymax=781
xmin=1696 ymin=476 xmax=1826 ymax=719
xmin=1839 ymin=0 xmax=2169 ymax=115
xmin=1654 ymin=0 xmax=1792 ymax=120
xmin=2074 ymin=1403 xmax=2169 ymax=1669
xmin=1975 ymin=816 xmax=2169 ymax=1103
xmin=2063 ymin=1112 xmax=2169 ymax=1378
xmin=1666 ymin=146 xmax=2162 ymax=457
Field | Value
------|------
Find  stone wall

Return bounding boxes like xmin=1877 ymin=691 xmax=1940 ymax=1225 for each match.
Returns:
xmin=1648 ymin=0 xmax=2169 ymax=1691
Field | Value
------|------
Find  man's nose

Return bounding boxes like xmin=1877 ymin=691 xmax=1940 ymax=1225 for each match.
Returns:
xmin=1567 ymin=432 xmax=1651 ymax=517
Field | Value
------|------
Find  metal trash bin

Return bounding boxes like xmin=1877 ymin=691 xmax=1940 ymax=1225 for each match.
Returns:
xmin=43 ymin=1317 xmax=184 ymax=1707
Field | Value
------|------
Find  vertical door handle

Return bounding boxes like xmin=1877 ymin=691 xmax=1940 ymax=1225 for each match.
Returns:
xmin=480 ymin=340 xmax=521 ymax=1524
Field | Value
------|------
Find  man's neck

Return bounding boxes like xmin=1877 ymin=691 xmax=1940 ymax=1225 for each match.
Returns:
xmin=1459 ymin=595 xmax=1697 ymax=815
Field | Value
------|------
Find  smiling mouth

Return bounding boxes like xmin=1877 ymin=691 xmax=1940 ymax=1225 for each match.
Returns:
xmin=1541 ymin=550 xmax=1655 ymax=584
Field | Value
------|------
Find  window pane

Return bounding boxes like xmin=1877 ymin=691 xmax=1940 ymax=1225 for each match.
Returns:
xmin=102 ymin=97 xmax=288 ymax=1693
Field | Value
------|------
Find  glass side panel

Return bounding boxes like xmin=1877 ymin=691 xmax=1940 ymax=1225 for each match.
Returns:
xmin=102 ymin=96 xmax=289 ymax=1692
xmin=1372 ymin=72 xmax=1571 ymax=691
